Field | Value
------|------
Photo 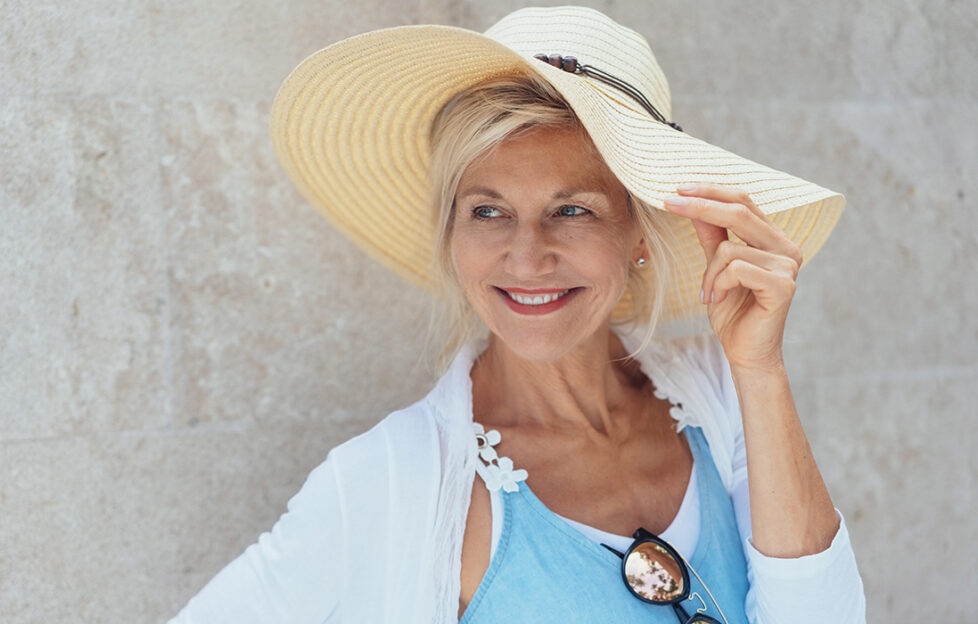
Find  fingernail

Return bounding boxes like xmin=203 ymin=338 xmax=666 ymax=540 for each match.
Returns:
xmin=700 ymin=289 xmax=705 ymax=304
xmin=678 ymin=183 xmax=697 ymax=192
xmin=710 ymin=290 xmax=715 ymax=304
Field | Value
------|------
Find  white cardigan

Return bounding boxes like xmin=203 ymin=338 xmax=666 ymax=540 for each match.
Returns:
xmin=169 ymin=331 xmax=866 ymax=624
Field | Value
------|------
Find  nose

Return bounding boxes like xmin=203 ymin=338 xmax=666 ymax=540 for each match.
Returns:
xmin=504 ymin=220 xmax=558 ymax=279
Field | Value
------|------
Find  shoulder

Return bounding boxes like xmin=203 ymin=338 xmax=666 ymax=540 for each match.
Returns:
xmin=269 ymin=397 xmax=446 ymax=573
xmin=320 ymin=343 xmax=478 ymax=500
xmin=325 ymin=397 xmax=443 ymax=491
xmin=668 ymin=333 xmax=735 ymax=399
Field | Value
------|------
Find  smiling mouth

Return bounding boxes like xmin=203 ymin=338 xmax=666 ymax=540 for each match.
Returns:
xmin=502 ymin=289 xmax=571 ymax=305
xmin=495 ymin=286 xmax=582 ymax=310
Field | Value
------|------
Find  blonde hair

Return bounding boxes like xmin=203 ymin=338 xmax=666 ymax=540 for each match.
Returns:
xmin=426 ymin=73 xmax=682 ymax=371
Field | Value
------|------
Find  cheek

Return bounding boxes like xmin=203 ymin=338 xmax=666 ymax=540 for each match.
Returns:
xmin=450 ymin=229 xmax=491 ymax=294
xmin=570 ymin=230 xmax=633 ymax=284
xmin=602 ymin=250 xmax=633 ymax=295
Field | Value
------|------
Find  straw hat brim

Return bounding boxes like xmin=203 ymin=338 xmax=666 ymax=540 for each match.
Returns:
xmin=270 ymin=24 xmax=844 ymax=320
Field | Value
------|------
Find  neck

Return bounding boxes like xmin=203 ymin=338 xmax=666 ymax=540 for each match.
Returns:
xmin=472 ymin=326 xmax=648 ymax=437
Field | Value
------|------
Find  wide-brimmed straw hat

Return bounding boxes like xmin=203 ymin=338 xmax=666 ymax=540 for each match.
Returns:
xmin=270 ymin=5 xmax=844 ymax=320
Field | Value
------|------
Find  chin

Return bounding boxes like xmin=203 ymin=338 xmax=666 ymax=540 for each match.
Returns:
xmin=497 ymin=336 xmax=570 ymax=363
xmin=487 ymin=321 xmax=598 ymax=363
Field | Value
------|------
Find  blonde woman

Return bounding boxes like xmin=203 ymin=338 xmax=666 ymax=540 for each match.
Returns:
xmin=170 ymin=6 xmax=865 ymax=624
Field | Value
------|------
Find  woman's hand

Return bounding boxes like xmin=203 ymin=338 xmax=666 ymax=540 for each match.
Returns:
xmin=664 ymin=183 xmax=803 ymax=372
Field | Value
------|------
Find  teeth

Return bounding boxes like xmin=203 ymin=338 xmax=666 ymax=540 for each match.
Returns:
xmin=506 ymin=289 xmax=571 ymax=305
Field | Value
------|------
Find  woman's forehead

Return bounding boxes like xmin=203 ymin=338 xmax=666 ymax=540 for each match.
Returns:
xmin=457 ymin=125 xmax=624 ymax=199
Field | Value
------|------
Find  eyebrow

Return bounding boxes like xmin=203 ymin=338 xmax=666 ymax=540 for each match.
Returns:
xmin=457 ymin=186 xmax=610 ymax=201
xmin=457 ymin=186 xmax=504 ymax=200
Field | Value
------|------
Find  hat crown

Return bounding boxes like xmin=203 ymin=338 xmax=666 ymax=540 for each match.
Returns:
xmin=483 ymin=6 xmax=673 ymax=120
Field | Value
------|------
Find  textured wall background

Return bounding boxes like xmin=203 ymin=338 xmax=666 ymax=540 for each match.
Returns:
xmin=1 ymin=0 xmax=975 ymax=622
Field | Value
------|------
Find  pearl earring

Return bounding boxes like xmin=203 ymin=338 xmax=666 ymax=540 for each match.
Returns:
xmin=636 ymin=257 xmax=646 ymax=268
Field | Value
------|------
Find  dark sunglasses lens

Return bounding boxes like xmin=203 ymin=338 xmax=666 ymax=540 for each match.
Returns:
xmin=624 ymin=541 xmax=685 ymax=602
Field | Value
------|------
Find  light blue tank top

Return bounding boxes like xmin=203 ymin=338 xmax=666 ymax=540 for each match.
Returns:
xmin=461 ymin=427 xmax=750 ymax=624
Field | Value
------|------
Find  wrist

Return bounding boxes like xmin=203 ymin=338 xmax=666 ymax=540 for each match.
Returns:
xmin=728 ymin=356 xmax=789 ymax=387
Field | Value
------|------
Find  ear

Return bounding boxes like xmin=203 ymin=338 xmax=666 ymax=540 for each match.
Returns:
xmin=630 ymin=237 xmax=649 ymax=267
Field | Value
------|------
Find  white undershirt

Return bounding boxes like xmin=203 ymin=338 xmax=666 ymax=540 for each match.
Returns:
xmin=484 ymin=456 xmax=700 ymax=561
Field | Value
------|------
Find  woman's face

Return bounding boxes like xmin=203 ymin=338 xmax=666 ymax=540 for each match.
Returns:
xmin=451 ymin=124 xmax=645 ymax=362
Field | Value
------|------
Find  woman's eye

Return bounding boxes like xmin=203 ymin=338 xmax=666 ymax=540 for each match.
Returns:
xmin=473 ymin=206 xmax=502 ymax=220
xmin=556 ymin=204 xmax=590 ymax=217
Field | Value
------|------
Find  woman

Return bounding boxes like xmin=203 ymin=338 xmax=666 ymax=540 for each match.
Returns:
xmin=170 ymin=6 xmax=865 ymax=623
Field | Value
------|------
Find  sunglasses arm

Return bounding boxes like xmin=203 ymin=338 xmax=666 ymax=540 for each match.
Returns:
xmin=600 ymin=543 xmax=625 ymax=559
xmin=672 ymin=601 xmax=693 ymax=622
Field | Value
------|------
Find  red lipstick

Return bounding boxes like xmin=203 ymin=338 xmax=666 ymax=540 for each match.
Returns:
xmin=496 ymin=287 xmax=579 ymax=316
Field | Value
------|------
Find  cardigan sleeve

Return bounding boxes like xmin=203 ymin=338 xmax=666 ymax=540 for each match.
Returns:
xmin=167 ymin=451 xmax=344 ymax=624
xmin=682 ymin=334 xmax=867 ymax=624
xmin=167 ymin=404 xmax=445 ymax=624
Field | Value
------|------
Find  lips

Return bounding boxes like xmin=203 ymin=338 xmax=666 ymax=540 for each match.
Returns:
xmin=496 ymin=287 xmax=580 ymax=315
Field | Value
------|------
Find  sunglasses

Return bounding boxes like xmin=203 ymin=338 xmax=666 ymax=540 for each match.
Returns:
xmin=603 ymin=528 xmax=729 ymax=624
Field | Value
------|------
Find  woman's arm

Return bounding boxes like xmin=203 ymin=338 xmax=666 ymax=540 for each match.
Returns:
xmin=664 ymin=182 xmax=837 ymax=556
xmin=665 ymin=184 xmax=865 ymax=623
xmin=167 ymin=407 xmax=447 ymax=624
xmin=168 ymin=456 xmax=343 ymax=624
xmin=689 ymin=333 xmax=866 ymax=624
xmin=730 ymin=363 xmax=837 ymax=557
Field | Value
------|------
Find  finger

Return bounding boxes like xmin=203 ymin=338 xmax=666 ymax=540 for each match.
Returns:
xmin=701 ymin=241 xmax=799 ymax=303
xmin=712 ymin=258 xmax=797 ymax=310
xmin=677 ymin=183 xmax=761 ymax=216
xmin=690 ymin=217 xmax=728 ymax=265
xmin=664 ymin=194 xmax=802 ymax=264
xmin=664 ymin=193 xmax=787 ymax=254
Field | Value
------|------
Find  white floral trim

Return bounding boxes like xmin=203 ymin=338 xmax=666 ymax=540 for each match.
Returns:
xmin=472 ymin=422 xmax=528 ymax=493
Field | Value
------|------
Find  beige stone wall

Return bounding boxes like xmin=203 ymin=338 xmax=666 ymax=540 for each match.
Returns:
xmin=1 ymin=1 xmax=974 ymax=622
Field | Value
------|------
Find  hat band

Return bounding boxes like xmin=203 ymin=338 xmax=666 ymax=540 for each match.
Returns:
xmin=533 ymin=54 xmax=683 ymax=132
